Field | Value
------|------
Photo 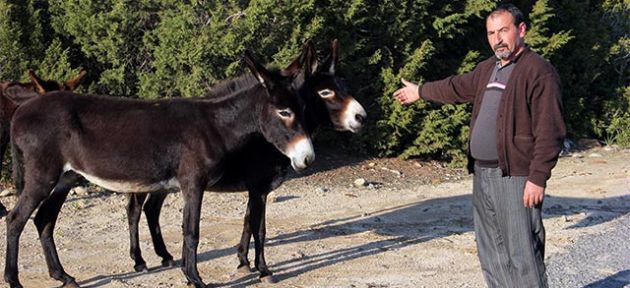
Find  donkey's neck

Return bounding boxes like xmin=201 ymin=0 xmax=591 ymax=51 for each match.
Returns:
xmin=207 ymin=73 xmax=259 ymax=101
xmin=203 ymin=83 xmax=265 ymax=149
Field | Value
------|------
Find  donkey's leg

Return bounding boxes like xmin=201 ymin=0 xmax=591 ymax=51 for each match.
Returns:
xmin=33 ymin=172 xmax=81 ymax=288
xmin=127 ymin=193 xmax=148 ymax=272
xmin=5 ymin=174 xmax=60 ymax=287
xmin=236 ymin=203 xmax=252 ymax=274
xmin=248 ymin=189 xmax=275 ymax=283
xmin=180 ymin=180 xmax=209 ymax=288
xmin=143 ymin=191 xmax=175 ymax=267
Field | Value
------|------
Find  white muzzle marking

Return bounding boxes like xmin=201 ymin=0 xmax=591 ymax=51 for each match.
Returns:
xmin=285 ymin=136 xmax=315 ymax=172
xmin=342 ymin=99 xmax=367 ymax=133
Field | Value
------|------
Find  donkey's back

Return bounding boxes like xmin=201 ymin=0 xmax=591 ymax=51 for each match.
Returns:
xmin=11 ymin=91 xmax=231 ymax=193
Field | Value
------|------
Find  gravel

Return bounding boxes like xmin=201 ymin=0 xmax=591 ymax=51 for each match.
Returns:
xmin=548 ymin=214 xmax=630 ymax=288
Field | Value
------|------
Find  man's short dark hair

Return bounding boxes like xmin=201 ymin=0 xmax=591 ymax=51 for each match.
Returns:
xmin=489 ymin=3 xmax=526 ymax=26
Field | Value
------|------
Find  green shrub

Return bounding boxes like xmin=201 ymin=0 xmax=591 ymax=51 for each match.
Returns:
xmin=0 ymin=0 xmax=625 ymax=175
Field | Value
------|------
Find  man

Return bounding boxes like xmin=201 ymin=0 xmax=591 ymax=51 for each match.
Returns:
xmin=393 ymin=4 xmax=565 ymax=288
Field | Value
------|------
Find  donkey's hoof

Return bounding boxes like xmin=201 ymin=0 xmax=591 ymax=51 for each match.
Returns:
xmin=236 ymin=265 xmax=252 ymax=275
xmin=162 ymin=258 xmax=177 ymax=268
xmin=6 ymin=280 xmax=23 ymax=288
xmin=134 ymin=263 xmax=148 ymax=273
xmin=62 ymin=280 xmax=81 ymax=288
xmin=187 ymin=281 xmax=213 ymax=288
xmin=260 ymin=275 xmax=277 ymax=284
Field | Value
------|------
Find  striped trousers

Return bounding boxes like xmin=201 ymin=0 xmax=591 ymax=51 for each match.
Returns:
xmin=473 ymin=165 xmax=548 ymax=288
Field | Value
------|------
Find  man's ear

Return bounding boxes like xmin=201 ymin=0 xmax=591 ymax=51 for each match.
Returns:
xmin=518 ymin=22 xmax=527 ymax=38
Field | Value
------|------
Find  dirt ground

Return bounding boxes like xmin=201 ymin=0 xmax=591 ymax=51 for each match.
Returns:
xmin=0 ymin=144 xmax=628 ymax=288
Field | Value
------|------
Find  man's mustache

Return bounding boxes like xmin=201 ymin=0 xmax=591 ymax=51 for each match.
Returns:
xmin=494 ymin=44 xmax=508 ymax=50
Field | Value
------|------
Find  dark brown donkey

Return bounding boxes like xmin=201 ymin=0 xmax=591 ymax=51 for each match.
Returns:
xmin=0 ymin=70 xmax=87 ymax=217
xmin=126 ymin=40 xmax=366 ymax=284
xmin=4 ymin=52 xmax=314 ymax=288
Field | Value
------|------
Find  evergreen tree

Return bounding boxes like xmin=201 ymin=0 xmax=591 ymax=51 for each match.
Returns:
xmin=0 ymin=0 xmax=48 ymax=81
xmin=0 ymin=0 xmax=625 ymax=165
xmin=49 ymin=0 xmax=152 ymax=96
xmin=526 ymin=0 xmax=574 ymax=58
xmin=0 ymin=1 xmax=26 ymax=80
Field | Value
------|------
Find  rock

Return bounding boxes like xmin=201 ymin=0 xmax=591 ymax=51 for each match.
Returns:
xmin=316 ymin=187 xmax=329 ymax=193
xmin=380 ymin=167 xmax=403 ymax=177
xmin=74 ymin=186 xmax=89 ymax=195
xmin=577 ymin=138 xmax=601 ymax=149
xmin=560 ymin=139 xmax=576 ymax=156
xmin=588 ymin=153 xmax=603 ymax=158
xmin=354 ymin=178 xmax=366 ymax=187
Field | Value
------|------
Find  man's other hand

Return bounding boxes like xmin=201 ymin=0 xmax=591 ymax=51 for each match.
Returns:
xmin=523 ymin=181 xmax=545 ymax=208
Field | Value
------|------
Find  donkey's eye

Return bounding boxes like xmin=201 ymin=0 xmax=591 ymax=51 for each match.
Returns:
xmin=318 ymin=89 xmax=335 ymax=98
xmin=277 ymin=109 xmax=293 ymax=118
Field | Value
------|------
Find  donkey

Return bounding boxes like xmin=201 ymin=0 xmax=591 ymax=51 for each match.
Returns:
xmin=125 ymin=40 xmax=367 ymax=284
xmin=0 ymin=70 xmax=87 ymax=217
xmin=4 ymin=52 xmax=314 ymax=288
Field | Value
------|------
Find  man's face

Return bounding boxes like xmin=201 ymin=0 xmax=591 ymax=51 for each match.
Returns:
xmin=486 ymin=11 xmax=526 ymax=61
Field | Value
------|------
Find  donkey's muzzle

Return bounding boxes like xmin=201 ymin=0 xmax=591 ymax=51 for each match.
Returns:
xmin=343 ymin=98 xmax=367 ymax=133
xmin=286 ymin=136 xmax=315 ymax=172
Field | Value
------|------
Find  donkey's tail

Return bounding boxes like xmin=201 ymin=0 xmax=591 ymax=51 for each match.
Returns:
xmin=0 ymin=122 xmax=8 ymax=174
xmin=11 ymin=140 xmax=24 ymax=196
xmin=0 ymin=124 xmax=7 ymax=218
xmin=0 ymin=138 xmax=19 ymax=219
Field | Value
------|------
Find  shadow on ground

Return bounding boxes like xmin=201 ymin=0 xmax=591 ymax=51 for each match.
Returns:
xmin=584 ymin=270 xmax=630 ymax=288
xmin=77 ymin=192 xmax=630 ymax=287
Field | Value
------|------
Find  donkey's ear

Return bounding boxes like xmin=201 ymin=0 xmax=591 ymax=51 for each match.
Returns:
xmin=281 ymin=40 xmax=318 ymax=78
xmin=304 ymin=40 xmax=318 ymax=77
xmin=320 ymin=39 xmax=339 ymax=75
xmin=243 ymin=50 xmax=274 ymax=89
xmin=281 ymin=46 xmax=305 ymax=77
xmin=28 ymin=69 xmax=47 ymax=95
xmin=65 ymin=69 xmax=87 ymax=91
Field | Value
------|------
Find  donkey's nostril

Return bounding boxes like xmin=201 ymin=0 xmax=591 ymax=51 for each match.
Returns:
xmin=355 ymin=113 xmax=365 ymax=124
xmin=304 ymin=153 xmax=314 ymax=167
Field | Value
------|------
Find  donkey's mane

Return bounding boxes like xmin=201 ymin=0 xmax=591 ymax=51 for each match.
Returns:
xmin=208 ymin=73 xmax=259 ymax=98
xmin=206 ymin=67 xmax=287 ymax=102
